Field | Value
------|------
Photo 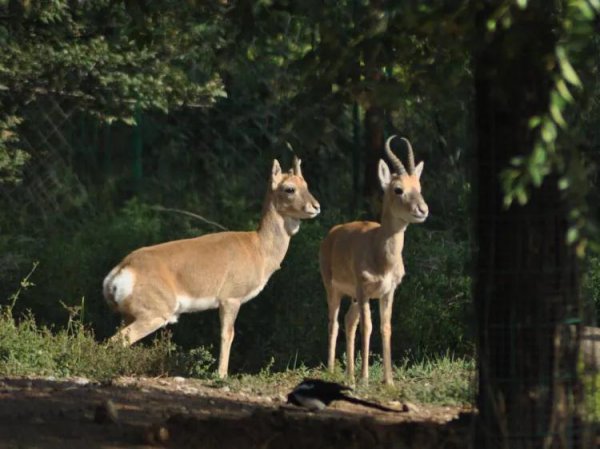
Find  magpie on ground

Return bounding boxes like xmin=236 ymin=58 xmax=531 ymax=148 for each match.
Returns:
xmin=286 ymin=378 xmax=398 ymax=412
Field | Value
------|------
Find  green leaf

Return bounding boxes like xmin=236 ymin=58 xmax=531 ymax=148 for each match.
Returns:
xmin=576 ymin=240 xmax=587 ymax=258
xmin=510 ymin=156 xmax=524 ymax=166
xmin=550 ymin=101 xmax=567 ymax=128
xmin=530 ymin=167 xmax=542 ymax=186
xmin=575 ymin=1 xmax=595 ymax=19
xmin=557 ymin=46 xmax=582 ymax=88
xmin=558 ymin=177 xmax=569 ymax=190
xmin=541 ymin=120 xmax=557 ymax=143
xmin=555 ymin=79 xmax=574 ymax=103
xmin=122 ymin=116 xmax=137 ymax=126
xmin=516 ymin=0 xmax=528 ymax=9
xmin=566 ymin=227 xmax=579 ymax=244
xmin=516 ymin=187 xmax=528 ymax=205
xmin=531 ymin=144 xmax=547 ymax=165
xmin=528 ymin=116 xmax=541 ymax=128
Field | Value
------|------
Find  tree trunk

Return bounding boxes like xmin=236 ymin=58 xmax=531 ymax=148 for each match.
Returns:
xmin=363 ymin=102 xmax=384 ymax=216
xmin=361 ymin=0 xmax=385 ymax=218
xmin=473 ymin=3 xmax=584 ymax=448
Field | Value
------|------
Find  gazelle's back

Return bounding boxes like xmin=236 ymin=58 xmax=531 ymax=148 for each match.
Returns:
xmin=119 ymin=231 xmax=265 ymax=300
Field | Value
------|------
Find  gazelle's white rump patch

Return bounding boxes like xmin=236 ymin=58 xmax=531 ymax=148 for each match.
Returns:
xmin=103 ymin=268 xmax=136 ymax=305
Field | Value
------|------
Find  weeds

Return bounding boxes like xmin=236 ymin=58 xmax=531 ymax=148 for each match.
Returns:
xmin=0 ymin=305 xmax=179 ymax=380
xmin=0 ymin=299 xmax=474 ymax=404
xmin=1 ymin=264 xmax=475 ymax=407
xmin=0 ymin=266 xmax=213 ymax=380
xmin=392 ymin=353 xmax=475 ymax=405
xmin=221 ymin=354 xmax=475 ymax=406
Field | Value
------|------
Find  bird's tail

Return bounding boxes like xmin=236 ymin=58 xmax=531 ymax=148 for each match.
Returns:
xmin=341 ymin=395 xmax=400 ymax=412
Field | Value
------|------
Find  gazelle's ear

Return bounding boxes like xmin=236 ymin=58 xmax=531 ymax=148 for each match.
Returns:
xmin=271 ymin=159 xmax=283 ymax=190
xmin=378 ymin=159 xmax=391 ymax=190
xmin=414 ymin=161 xmax=424 ymax=180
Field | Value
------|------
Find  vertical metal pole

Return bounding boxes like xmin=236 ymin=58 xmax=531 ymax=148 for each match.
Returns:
xmin=352 ymin=102 xmax=361 ymax=214
xmin=132 ymin=105 xmax=143 ymax=190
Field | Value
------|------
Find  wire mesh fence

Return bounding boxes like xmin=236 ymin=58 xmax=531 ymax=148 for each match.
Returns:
xmin=1 ymin=88 xmax=598 ymax=449
xmin=2 ymin=97 xmax=89 ymax=225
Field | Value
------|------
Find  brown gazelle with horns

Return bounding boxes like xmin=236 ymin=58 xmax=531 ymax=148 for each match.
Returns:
xmin=320 ymin=136 xmax=428 ymax=385
xmin=103 ymin=157 xmax=320 ymax=378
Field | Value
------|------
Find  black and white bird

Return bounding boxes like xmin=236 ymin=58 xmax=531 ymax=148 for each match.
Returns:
xmin=286 ymin=379 xmax=398 ymax=412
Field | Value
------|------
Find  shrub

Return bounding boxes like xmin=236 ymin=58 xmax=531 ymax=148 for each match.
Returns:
xmin=583 ymin=254 xmax=600 ymax=323
xmin=0 ymin=267 xmax=214 ymax=380
xmin=1 ymin=199 xmax=473 ymax=375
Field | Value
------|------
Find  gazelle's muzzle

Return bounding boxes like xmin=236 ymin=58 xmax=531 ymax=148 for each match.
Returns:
xmin=411 ymin=204 xmax=428 ymax=222
xmin=408 ymin=192 xmax=428 ymax=222
xmin=304 ymin=196 xmax=321 ymax=218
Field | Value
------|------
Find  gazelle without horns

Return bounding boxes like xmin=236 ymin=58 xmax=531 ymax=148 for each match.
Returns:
xmin=320 ymin=136 xmax=428 ymax=385
xmin=103 ymin=157 xmax=320 ymax=378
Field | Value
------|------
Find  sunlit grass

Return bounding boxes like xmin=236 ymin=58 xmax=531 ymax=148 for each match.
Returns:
xmin=1 ymin=265 xmax=474 ymax=406
xmin=0 ymin=295 xmax=475 ymax=407
xmin=220 ymin=353 xmax=475 ymax=407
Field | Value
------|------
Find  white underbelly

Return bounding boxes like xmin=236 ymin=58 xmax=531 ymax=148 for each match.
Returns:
xmin=174 ymin=280 xmax=268 ymax=320
xmin=176 ymin=295 xmax=220 ymax=315
xmin=332 ymin=276 xmax=397 ymax=299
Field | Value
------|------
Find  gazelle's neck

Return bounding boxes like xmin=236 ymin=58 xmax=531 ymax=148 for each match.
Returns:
xmin=256 ymin=195 xmax=296 ymax=271
xmin=376 ymin=206 xmax=408 ymax=267
xmin=379 ymin=206 xmax=409 ymax=237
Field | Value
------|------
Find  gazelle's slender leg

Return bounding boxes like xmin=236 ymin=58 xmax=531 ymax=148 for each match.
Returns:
xmin=344 ymin=299 xmax=360 ymax=381
xmin=318 ymin=136 xmax=427 ymax=386
xmin=217 ymin=299 xmax=241 ymax=378
xmin=379 ymin=290 xmax=395 ymax=385
xmin=358 ymin=297 xmax=372 ymax=383
xmin=110 ymin=317 xmax=166 ymax=346
xmin=326 ymin=287 xmax=343 ymax=372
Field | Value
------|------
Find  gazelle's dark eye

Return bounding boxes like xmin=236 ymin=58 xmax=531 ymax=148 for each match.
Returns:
xmin=393 ymin=187 xmax=403 ymax=195
xmin=284 ymin=186 xmax=296 ymax=194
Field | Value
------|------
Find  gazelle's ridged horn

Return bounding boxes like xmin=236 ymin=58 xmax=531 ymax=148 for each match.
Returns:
xmin=401 ymin=137 xmax=415 ymax=173
xmin=384 ymin=135 xmax=406 ymax=175
xmin=293 ymin=156 xmax=303 ymax=177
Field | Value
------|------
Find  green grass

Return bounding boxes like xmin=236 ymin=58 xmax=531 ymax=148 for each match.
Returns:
xmin=0 ymin=264 xmax=474 ymax=406
xmin=0 ymin=296 xmax=475 ymax=405
xmin=0 ymin=304 xmax=179 ymax=380
xmin=0 ymin=264 xmax=219 ymax=381
xmin=219 ymin=353 xmax=475 ymax=407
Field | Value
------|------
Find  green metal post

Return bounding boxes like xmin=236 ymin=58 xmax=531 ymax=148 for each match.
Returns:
xmin=132 ymin=105 xmax=143 ymax=190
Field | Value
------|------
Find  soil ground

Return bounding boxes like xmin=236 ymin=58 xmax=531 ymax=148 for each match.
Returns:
xmin=0 ymin=376 xmax=472 ymax=449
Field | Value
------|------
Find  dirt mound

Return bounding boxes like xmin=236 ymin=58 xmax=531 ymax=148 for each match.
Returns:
xmin=0 ymin=376 xmax=470 ymax=448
